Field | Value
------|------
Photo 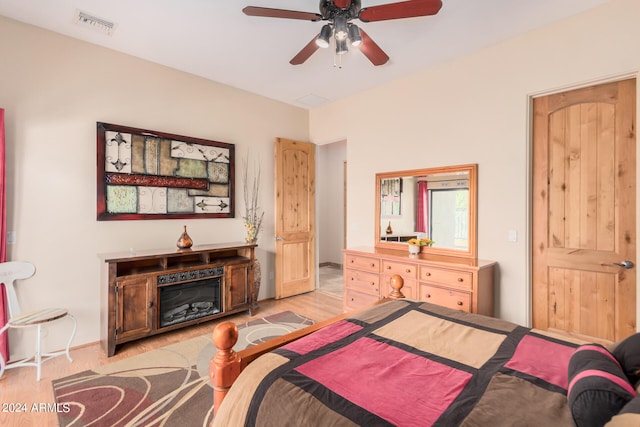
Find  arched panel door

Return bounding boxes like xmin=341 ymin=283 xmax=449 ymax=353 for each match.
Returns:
xmin=532 ymin=79 xmax=636 ymax=344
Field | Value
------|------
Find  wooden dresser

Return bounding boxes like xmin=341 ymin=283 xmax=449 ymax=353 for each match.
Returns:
xmin=343 ymin=247 xmax=496 ymax=316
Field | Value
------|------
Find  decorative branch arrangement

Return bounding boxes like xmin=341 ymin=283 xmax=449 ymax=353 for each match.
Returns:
xmin=242 ymin=154 xmax=264 ymax=243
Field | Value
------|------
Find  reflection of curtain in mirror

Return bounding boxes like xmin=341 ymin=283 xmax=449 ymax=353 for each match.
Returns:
xmin=416 ymin=181 xmax=428 ymax=233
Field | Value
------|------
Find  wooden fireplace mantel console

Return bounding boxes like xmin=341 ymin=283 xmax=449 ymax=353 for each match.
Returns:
xmin=99 ymin=242 xmax=256 ymax=357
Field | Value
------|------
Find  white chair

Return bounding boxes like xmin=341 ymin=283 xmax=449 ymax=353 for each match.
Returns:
xmin=0 ymin=261 xmax=77 ymax=381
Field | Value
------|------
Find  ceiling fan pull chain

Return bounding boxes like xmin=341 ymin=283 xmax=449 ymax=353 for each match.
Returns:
xmin=332 ymin=36 xmax=344 ymax=69
xmin=333 ymin=46 xmax=343 ymax=69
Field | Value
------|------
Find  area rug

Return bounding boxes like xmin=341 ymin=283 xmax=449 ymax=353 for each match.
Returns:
xmin=52 ymin=311 xmax=314 ymax=427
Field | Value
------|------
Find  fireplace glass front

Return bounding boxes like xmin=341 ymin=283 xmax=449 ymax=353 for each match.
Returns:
xmin=159 ymin=271 xmax=222 ymax=328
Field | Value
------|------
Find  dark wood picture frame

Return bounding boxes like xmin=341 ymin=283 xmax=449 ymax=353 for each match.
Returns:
xmin=97 ymin=122 xmax=235 ymax=221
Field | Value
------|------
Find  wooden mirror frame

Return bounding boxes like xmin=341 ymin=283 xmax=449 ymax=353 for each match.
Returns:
xmin=375 ymin=163 xmax=478 ymax=259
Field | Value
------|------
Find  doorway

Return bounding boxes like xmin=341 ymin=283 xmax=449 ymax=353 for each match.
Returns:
xmin=531 ymin=78 xmax=636 ymax=344
xmin=317 ymin=140 xmax=346 ymax=298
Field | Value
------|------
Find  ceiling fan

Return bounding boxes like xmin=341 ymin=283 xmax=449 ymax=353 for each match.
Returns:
xmin=243 ymin=0 xmax=443 ymax=66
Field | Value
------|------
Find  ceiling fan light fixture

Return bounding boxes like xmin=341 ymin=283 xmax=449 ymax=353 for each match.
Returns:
xmin=348 ymin=24 xmax=362 ymax=46
xmin=316 ymin=24 xmax=332 ymax=48
xmin=334 ymin=15 xmax=348 ymax=41
xmin=336 ymin=38 xmax=348 ymax=55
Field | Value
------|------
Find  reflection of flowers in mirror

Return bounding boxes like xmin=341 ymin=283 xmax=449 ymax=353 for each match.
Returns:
xmin=408 ymin=238 xmax=435 ymax=247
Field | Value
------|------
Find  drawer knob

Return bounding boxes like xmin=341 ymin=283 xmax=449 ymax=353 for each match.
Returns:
xmin=405 ymin=269 xmax=411 ymax=273
xmin=370 ymin=282 xmax=375 ymax=286
xmin=350 ymin=260 xmax=354 ymax=263
xmin=425 ymin=272 xmax=431 ymax=276
xmin=370 ymin=263 xmax=376 ymax=267
xmin=387 ymin=266 xmax=391 ymax=270
xmin=457 ymin=301 xmax=463 ymax=306
xmin=458 ymin=278 xmax=464 ymax=282
xmin=425 ymin=294 xmax=431 ymax=298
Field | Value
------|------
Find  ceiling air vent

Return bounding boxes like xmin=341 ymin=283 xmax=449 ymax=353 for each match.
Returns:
xmin=296 ymin=94 xmax=329 ymax=107
xmin=73 ymin=10 xmax=117 ymax=36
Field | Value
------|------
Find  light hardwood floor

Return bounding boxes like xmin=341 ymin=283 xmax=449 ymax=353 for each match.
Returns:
xmin=317 ymin=264 xmax=343 ymax=298
xmin=0 ymin=290 xmax=343 ymax=426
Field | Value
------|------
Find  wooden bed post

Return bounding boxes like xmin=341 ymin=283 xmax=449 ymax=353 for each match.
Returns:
xmin=210 ymin=321 xmax=241 ymax=417
xmin=389 ymin=274 xmax=405 ymax=299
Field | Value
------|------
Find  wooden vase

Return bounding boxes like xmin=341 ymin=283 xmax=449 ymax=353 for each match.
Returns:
xmin=252 ymin=259 xmax=261 ymax=310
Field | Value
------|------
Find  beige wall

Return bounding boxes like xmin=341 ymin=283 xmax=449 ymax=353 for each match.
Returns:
xmin=310 ymin=0 xmax=640 ymax=325
xmin=0 ymin=16 xmax=308 ymax=359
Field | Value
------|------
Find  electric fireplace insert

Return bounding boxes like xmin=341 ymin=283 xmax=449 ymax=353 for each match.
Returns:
xmin=158 ymin=266 xmax=223 ymax=328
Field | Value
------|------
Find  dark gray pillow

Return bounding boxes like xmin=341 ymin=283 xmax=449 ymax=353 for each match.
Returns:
xmin=568 ymin=344 xmax=636 ymax=427
xmin=612 ymin=333 xmax=640 ymax=386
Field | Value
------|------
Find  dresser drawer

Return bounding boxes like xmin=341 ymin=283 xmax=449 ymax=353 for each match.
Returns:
xmin=419 ymin=284 xmax=471 ymax=312
xmin=419 ymin=266 xmax=473 ymax=290
xmin=381 ymin=260 xmax=418 ymax=279
xmin=345 ymin=254 xmax=380 ymax=273
xmin=344 ymin=269 xmax=380 ymax=295
xmin=344 ymin=288 xmax=380 ymax=311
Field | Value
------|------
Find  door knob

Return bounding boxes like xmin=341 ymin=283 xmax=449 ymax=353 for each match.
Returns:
xmin=276 ymin=236 xmax=284 ymax=241
xmin=613 ymin=260 xmax=634 ymax=269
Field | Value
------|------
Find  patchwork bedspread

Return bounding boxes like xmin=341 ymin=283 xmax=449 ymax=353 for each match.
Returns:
xmin=213 ymin=300 xmax=582 ymax=426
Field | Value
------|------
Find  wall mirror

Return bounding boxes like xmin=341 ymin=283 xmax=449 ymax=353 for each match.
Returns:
xmin=375 ymin=164 xmax=477 ymax=259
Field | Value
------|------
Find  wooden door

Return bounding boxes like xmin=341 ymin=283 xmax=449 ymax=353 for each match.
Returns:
xmin=274 ymin=138 xmax=315 ymax=299
xmin=532 ymin=79 xmax=636 ymax=344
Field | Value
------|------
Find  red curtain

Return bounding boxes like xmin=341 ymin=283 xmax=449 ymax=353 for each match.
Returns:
xmin=0 ymin=108 xmax=7 ymax=361
xmin=416 ymin=180 xmax=428 ymax=233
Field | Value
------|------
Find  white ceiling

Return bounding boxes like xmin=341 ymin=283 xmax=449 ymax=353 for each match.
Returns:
xmin=0 ymin=0 xmax=610 ymax=109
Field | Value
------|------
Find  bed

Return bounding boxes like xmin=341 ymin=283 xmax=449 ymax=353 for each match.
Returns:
xmin=210 ymin=289 xmax=640 ymax=426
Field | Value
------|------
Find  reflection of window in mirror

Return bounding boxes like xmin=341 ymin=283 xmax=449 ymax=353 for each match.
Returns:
xmin=416 ymin=178 xmax=469 ymax=250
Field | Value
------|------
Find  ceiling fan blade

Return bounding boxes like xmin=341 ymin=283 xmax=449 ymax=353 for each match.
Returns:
xmin=359 ymin=0 xmax=442 ymax=22
xmin=290 ymin=36 xmax=321 ymax=65
xmin=243 ymin=6 xmax=322 ymax=21
xmin=358 ymin=30 xmax=389 ymax=66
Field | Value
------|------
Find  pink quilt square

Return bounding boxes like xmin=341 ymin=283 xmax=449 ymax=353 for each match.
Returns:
xmin=282 ymin=320 xmax=363 ymax=355
xmin=504 ymin=334 xmax=574 ymax=389
xmin=295 ymin=337 xmax=472 ymax=427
